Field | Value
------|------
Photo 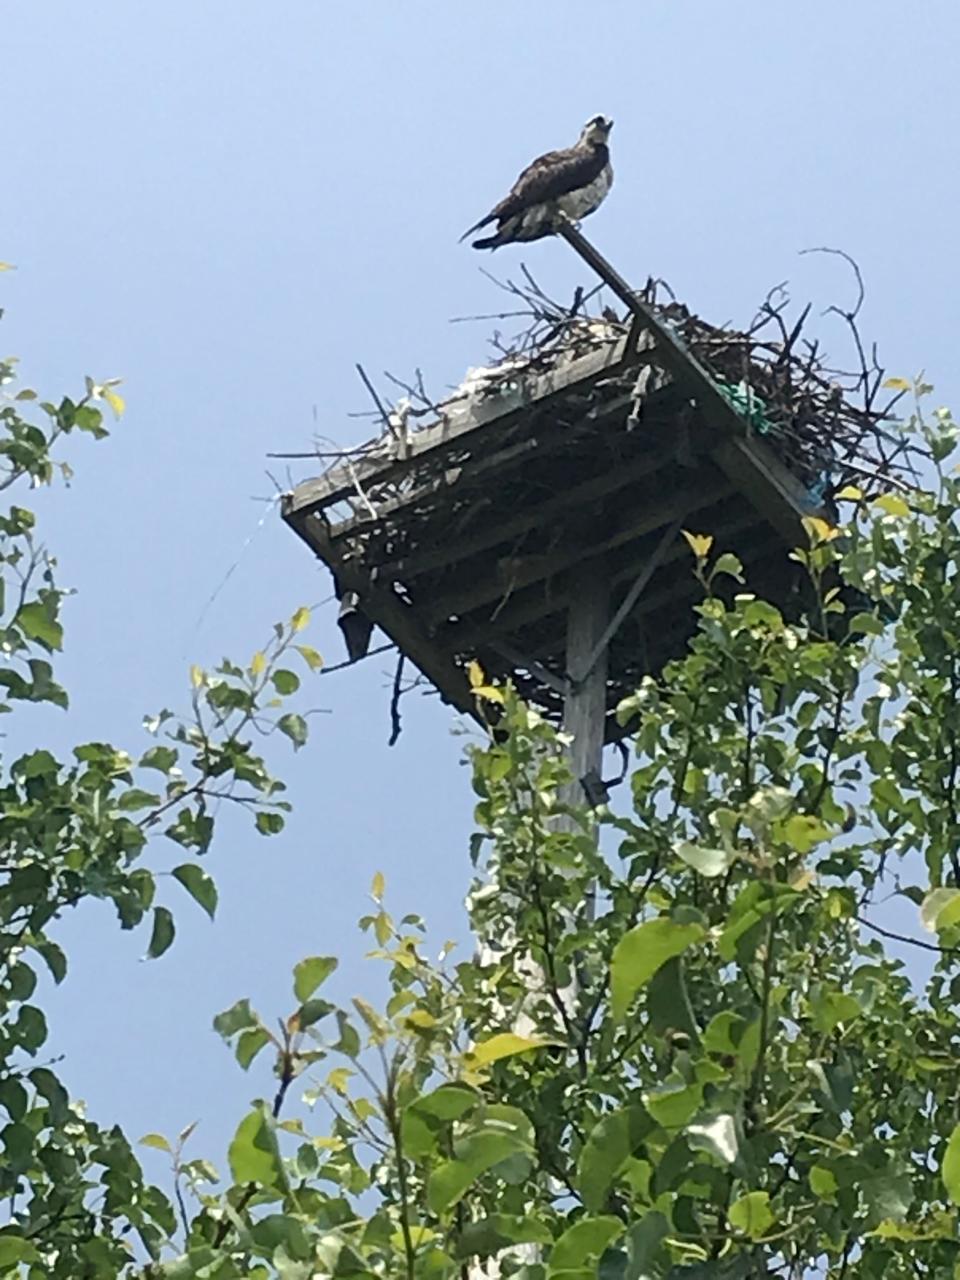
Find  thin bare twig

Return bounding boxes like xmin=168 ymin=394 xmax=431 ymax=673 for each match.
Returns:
xmin=388 ymin=652 xmax=406 ymax=746
xmin=355 ymin=362 xmax=395 ymax=436
xmin=857 ymin=914 xmax=960 ymax=955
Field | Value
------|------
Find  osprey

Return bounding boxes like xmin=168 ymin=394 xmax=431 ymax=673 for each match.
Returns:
xmin=461 ymin=116 xmax=614 ymax=251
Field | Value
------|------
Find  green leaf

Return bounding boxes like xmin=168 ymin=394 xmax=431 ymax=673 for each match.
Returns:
xmin=626 ymin=1212 xmax=669 ymax=1277
xmin=848 ymin=611 xmax=885 ymax=637
xmin=942 ymin=1124 xmax=960 ymax=1206
xmin=810 ymin=989 xmax=861 ymax=1034
xmin=293 ymin=955 xmax=338 ymax=1002
xmin=277 ymin=712 xmax=308 ymax=749
xmin=809 ymin=1164 xmax=838 ymax=1203
xmin=228 ymin=1105 xmax=287 ymax=1191
xmin=14 ymin=600 xmax=63 ymax=651
xmin=869 ymin=1210 xmax=955 ymax=1241
xmin=272 ymin=669 xmax=300 ymax=695
xmin=249 ymin=1214 xmax=313 ymax=1261
xmin=0 ymin=1078 xmax=28 ymax=1122
xmin=29 ymin=1067 xmax=68 ymax=1121
xmin=873 ymin=492 xmax=910 ymax=518
xmin=779 ymin=813 xmax=831 ymax=854
xmin=213 ymin=998 xmax=258 ymax=1040
xmin=73 ymin=404 xmax=107 ymax=437
xmin=34 ymin=940 xmax=67 ymax=984
xmin=728 ymin=1191 xmax=775 ymax=1240
xmin=712 ymin=552 xmax=744 ymax=582
xmin=8 ymin=963 xmax=36 ymax=1002
xmin=0 ymin=1237 xmax=39 ymax=1267
xmin=923 ymin=887 xmax=960 ymax=932
xmin=117 ymin=787 xmax=161 ymax=812
xmin=427 ymin=1106 xmax=534 ymax=1213
xmin=255 ymin=810 xmax=285 ymax=835
xmin=236 ymin=1027 xmax=272 ymax=1070
xmin=916 ymin=1055 xmax=955 ymax=1072
xmin=140 ymin=1133 xmax=173 ymax=1154
xmin=549 ymin=1216 xmax=622 ymax=1273
xmin=403 ymin=1083 xmax=481 ymax=1159
xmin=718 ymin=885 xmax=797 ymax=962
xmin=428 ymin=1150 xmax=499 ymax=1214
xmin=295 ymin=644 xmax=324 ymax=671
xmin=147 ymin=906 xmax=175 ymax=958
xmin=647 ymin=955 xmax=701 ymax=1046
xmin=464 ymin=1032 xmax=556 ymax=1068
xmin=675 ymin=840 xmax=732 ymax=878
xmin=862 ymin=1172 xmax=913 ymax=1227
xmin=610 ymin=919 xmax=705 ymax=1020
xmin=456 ymin=1215 xmax=552 ymax=1260
xmin=295 ymin=997 xmax=333 ymax=1030
xmin=172 ymin=863 xmax=218 ymax=920
xmin=334 ymin=1011 xmax=361 ymax=1058
xmin=16 ymin=749 xmax=59 ymax=778
xmin=644 ymin=1079 xmax=703 ymax=1128
xmin=412 ymin=1082 xmax=480 ymax=1122
xmin=3 ymin=1122 xmax=36 ymax=1169
xmin=140 ymin=745 xmax=178 ymax=773
xmin=15 ymin=1004 xmax=47 ymax=1054
xmin=578 ymin=1106 xmax=653 ymax=1211
xmin=702 ymin=1011 xmax=746 ymax=1056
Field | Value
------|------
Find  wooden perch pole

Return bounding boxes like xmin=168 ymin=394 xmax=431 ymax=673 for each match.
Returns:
xmin=556 ymin=217 xmax=819 ymax=545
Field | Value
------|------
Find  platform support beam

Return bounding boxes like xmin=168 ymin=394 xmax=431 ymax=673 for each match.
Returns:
xmin=558 ymin=565 xmax=610 ymax=922
xmin=562 ymin=568 xmax=609 ymax=795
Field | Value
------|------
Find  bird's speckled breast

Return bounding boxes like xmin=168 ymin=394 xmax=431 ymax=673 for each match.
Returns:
xmin=558 ymin=162 xmax=613 ymax=220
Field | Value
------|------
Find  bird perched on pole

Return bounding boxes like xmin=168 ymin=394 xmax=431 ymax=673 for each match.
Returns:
xmin=461 ymin=116 xmax=614 ymax=251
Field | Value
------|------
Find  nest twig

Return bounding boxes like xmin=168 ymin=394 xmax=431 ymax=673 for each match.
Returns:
xmin=275 ymin=255 xmax=925 ymax=506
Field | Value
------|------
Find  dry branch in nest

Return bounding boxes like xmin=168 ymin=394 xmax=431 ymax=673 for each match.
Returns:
xmin=274 ymin=252 xmax=922 ymax=507
xmin=438 ymin=255 xmax=921 ymax=502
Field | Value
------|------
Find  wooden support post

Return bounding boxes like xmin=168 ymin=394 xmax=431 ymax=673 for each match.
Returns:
xmin=562 ymin=567 xmax=610 ymax=802
xmin=559 ymin=566 xmax=610 ymax=926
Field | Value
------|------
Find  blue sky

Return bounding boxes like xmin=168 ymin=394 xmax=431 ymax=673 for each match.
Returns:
xmin=3 ymin=1 xmax=959 ymax=1185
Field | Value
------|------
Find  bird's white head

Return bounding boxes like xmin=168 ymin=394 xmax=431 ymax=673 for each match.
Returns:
xmin=579 ymin=115 xmax=613 ymax=146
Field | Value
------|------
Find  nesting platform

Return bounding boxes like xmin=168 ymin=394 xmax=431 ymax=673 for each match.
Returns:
xmin=281 ymin=300 xmax=838 ymax=739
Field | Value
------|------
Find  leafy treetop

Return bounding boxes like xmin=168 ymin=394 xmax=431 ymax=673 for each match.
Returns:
xmin=3 ymin=334 xmax=960 ymax=1279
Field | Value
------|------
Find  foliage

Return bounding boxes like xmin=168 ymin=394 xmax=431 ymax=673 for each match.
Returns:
xmin=0 ymin=355 xmax=320 ymax=1275
xmin=5 ymin=328 xmax=960 ymax=1279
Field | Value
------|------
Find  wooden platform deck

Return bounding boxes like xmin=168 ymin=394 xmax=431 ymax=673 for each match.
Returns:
xmin=282 ymin=319 xmax=825 ymax=738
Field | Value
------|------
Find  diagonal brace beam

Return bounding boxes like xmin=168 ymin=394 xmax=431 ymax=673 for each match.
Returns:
xmin=572 ymin=516 xmax=684 ymax=688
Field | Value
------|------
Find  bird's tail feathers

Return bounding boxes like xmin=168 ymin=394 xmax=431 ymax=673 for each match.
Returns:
xmin=459 ymin=212 xmax=495 ymax=243
xmin=471 ymin=231 xmax=504 ymax=251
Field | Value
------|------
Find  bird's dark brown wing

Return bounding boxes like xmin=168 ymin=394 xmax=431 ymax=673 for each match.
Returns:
xmin=461 ymin=141 xmax=609 ymax=241
xmin=492 ymin=143 xmax=609 ymax=221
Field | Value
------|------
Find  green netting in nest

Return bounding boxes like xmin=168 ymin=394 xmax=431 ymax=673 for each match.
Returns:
xmin=715 ymin=378 xmax=777 ymax=436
